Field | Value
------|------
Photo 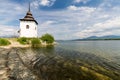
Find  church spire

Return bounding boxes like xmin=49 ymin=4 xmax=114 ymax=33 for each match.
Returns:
xmin=20 ymin=1 xmax=38 ymax=25
xmin=28 ymin=2 xmax=30 ymax=12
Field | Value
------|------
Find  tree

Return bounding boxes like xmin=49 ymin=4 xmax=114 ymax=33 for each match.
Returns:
xmin=31 ymin=38 xmax=41 ymax=47
xmin=41 ymin=34 xmax=54 ymax=43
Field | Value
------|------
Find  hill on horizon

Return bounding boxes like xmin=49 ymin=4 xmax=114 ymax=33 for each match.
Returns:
xmin=74 ymin=35 xmax=120 ymax=41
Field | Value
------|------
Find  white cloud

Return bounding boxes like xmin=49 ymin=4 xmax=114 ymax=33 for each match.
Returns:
xmin=31 ymin=0 xmax=56 ymax=7
xmin=40 ymin=20 xmax=55 ymax=27
xmin=98 ymin=14 xmax=110 ymax=19
xmin=0 ymin=25 xmax=18 ymax=37
xmin=1 ymin=0 xmax=120 ymax=39
xmin=68 ymin=5 xmax=78 ymax=10
xmin=68 ymin=5 xmax=96 ymax=13
xmin=74 ymin=0 xmax=81 ymax=3
xmin=74 ymin=0 xmax=90 ymax=4
xmin=33 ymin=6 xmax=97 ymax=39
xmin=42 ymin=0 xmax=56 ymax=6
xmin=31 ymin=1 xmax=39 ymax=8
xmin=0 ymin=0 xmax=26 ymax=37
xmin=40 ymin=0 xmax=50 ymax=6
xmin=79 ymin=7 xmax=96 ymax=13
xmin=75 ymin=17 xmax=120 ymax=38
xmin=0 ymin=0 xmax=26 ymax=25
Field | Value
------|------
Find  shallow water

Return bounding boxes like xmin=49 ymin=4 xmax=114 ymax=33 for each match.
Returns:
xmin=0 ymin=40 xmax=120 ymax=80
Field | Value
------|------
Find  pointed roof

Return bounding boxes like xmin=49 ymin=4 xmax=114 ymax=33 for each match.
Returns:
xmin=20 ymin=3 xmax=38 ymax=25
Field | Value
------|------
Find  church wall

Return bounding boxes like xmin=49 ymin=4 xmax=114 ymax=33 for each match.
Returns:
xmin=20 ymin=21 xmax=37 ymax=38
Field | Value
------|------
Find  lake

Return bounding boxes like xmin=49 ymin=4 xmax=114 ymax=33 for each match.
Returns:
xmin=0 ymin=40 xmax=120 ymax=80
xmin=57 ymin=40 xmax=120 ymax=64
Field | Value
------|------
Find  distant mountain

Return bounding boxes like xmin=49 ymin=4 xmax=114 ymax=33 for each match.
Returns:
xmin=73 ymin=35 xmax=120 ymax=41
xmin=85 ymin=35 xmax=120 ymax=39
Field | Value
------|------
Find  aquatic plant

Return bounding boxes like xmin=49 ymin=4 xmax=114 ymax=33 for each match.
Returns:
xmin=0 ymin=38 xmax=11 ymax=46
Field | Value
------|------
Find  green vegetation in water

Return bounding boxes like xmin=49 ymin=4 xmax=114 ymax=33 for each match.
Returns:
xmin=31 ymin=38 xmax=41 ymax=47
xmin=29 ymin=56 xmax=113 ymax=80
xmin=0 ymin=38 xmax=11 ymax=46
xmin=17 ymin=37 xmax=29 ymax=45
xmin=41 ymin=33 xmax=54 ymax=43
xmin=0 ymin=47 xmax=119 ymax=80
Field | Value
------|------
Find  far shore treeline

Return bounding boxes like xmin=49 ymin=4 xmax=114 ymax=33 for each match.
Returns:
xmin=72 ymin=38 xmax=120 ymax=41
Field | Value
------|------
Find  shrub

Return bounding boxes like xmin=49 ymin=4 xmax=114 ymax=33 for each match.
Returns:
xmin=0 ymin=38 xmax=11 ymax=46
xmin=17 ymin=37 xmax=29 ymax=45
xmin=31 ymin=38 xmax=41 ymax=47
xmin=41 ymin=34 xmax=54 ymax=43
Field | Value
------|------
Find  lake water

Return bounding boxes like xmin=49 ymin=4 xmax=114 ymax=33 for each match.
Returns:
xmin=56 ymin=40 xmax=120 ymax=64
xmin=1 ymin=40 xmax=120 ymax=80
xmin=26 ymin=40 xmax=120 ymax=79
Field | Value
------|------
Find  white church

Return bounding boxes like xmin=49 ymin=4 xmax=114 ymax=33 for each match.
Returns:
xmin=19 ymin=4 xmax=38 ymax=38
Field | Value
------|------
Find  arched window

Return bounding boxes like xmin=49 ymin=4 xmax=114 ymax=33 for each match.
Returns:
xmin=26 ymin=25 xmax=29 ymax=29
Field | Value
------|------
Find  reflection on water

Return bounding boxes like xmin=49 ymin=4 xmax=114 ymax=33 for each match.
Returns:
xmin=32 ymin=46 xmax=55 ymax=56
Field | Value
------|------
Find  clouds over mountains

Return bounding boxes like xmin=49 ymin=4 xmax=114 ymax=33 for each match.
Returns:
xmin=0 ymin=0 xmax=120 ymax=39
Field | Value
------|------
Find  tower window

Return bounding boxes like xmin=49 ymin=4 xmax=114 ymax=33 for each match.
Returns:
xmin=26 ymin=25 xmax=29 ymax=29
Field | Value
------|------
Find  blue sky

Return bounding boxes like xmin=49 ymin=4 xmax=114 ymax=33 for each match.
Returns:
xmin=0 ymin=0 xmax=120 ymax=40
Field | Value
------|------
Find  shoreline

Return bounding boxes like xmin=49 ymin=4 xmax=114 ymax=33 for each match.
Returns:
xmin=0 ymin=38 xmax=58 ymax=49
xmin=0 ymin=41 xmax=30 ymax=49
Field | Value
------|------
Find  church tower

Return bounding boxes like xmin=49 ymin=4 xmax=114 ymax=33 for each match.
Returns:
xmin=19 ymin=3 xmax=38 ymax=38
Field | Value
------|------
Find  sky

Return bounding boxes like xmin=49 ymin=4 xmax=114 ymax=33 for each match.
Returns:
xmin=0 ymin=0 xmax=120 ymax=40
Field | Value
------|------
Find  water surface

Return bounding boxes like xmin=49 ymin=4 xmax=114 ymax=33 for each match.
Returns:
xmin=56 ymin=40 xmax=120 ymax=64
xmin=1 ymin=40 xmax=120 ymax=80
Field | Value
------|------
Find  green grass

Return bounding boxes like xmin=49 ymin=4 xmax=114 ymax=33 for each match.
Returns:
xmin=17 ymin=34 xmax=55 ymax=47
xmin=0 ymin=38 xmax=11 ymax=46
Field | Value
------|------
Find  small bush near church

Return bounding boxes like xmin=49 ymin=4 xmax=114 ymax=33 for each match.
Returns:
xmin=17 ymin=37 xmax=29 ymax=45
xmin=41 ymin=34 xmax=54 ymax=44
xmin=0 ymin=38 xmax=11 ymax=46
xmin=31 ymin=38 xmax=41 ymax=47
